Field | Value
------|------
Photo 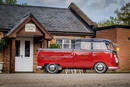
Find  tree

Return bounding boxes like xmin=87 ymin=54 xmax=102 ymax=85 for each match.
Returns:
xmin=98 ymin=17 xmax=121 ymax=27
xmin=0 ymin=0 xmax=17 ymax=4
xmin=115 ymin=3 xmax=130 ymax=25
xmin=98 ymin=2 xmax=130 ymax=27
xmin=0 ymin=0 xmax=3 ymax=4
xmin=0 ymin=0 xmax=27 ymax=5
xmin=5 ymin=0 xmax=17 ymax=5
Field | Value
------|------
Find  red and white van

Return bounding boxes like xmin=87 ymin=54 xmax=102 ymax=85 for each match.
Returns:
xmin=37 ymin=38 xmax=119 ymax=73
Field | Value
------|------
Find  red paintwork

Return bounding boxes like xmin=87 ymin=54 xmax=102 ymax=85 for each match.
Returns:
xmin=37 ymin=49 xmax=119 ymax=69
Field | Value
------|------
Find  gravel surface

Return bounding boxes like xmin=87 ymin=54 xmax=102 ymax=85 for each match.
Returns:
xmin=0 ymin=73 xmax=130 ymax=87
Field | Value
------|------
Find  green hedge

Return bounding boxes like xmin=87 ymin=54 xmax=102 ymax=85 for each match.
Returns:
xmin=49 ymin=43 xmax=61 ymax=48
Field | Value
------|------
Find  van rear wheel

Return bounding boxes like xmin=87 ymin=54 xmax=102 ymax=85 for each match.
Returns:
xmin=94 ymin=62 xmax=107 ymax=73
xmin=45 ymin=64 xmax=59 ymax=74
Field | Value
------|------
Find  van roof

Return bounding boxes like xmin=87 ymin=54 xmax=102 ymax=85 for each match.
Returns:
xmin=76 ymin=38 xmax=112 ymax=43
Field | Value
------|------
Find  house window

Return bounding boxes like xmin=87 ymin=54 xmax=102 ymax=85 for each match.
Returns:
xmin=56 ymin=39 xmax=75 ymax=49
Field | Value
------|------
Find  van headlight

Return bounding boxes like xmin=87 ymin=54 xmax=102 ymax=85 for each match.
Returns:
xmin=114 ymin=55 xmax=119 ymax=63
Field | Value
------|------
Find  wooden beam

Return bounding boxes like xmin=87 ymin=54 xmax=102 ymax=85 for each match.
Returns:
xmin=43 ymin=39 xmax=48 ymax=48
xmin=11 ymin=38 xmax=16 ymax=73
xmin=8 ymin=17 xmax=31 ymax=38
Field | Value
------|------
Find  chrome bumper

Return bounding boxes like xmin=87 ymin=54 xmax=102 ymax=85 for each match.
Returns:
xmin=108 ymin=67 xmax=120 ymax=70
xmin=37 ymin=66 xmax=42 ymax=69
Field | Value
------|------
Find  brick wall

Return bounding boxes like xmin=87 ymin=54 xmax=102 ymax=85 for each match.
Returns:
xmin=117 ymin=28 xmax=130 ymax=72
xmin=0 ymin=32 xmax=4 ymax=39
xmin=96 ymin=28 xmax=130 ymax=72
xmin=0 ymin=32 xmax=4 ymax=62
xmin=96 ymin=29 xmax=117 ymax=43
xmin=3 ymin=43 xmax=11 ymax=73
xmin=33 ymin=41 xmax=43 ymax=73
xmin=0 ymin=32 xmax=10 ymax=73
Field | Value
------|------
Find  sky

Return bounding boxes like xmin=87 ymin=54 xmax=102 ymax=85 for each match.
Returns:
xmin=17 ymin=0 xmax=130 ymax=23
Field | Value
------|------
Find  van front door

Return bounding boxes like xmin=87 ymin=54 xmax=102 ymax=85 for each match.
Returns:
xmin=74 ymin=42 xmax=93 ymax=68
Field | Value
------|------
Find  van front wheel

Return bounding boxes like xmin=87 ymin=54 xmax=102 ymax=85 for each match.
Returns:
xmin=94 ymin=62 xmax=107 ymax=73
xmin=45 ymin=64 xmax=59 ymax=74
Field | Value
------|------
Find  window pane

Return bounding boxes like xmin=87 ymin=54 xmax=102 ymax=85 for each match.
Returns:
xmin=64 ymin=39 xmax=70 ymax=43
xmin=71 ymin=40 xmax=75 ymax=49
xmin=63 ymin=44 xmax=70 ymax=49
xmin=56 ymin=39 xmax=62 ymax=44
xmin=25 ymin=41 xmax=30 ymax=57
xmin=81 ymin=42 xmax=91 ymax=50
xmin=15 ymin=40 xmax=20 ymax=57
xmin=56 ymin=39 xmax=73 ymax=49
xmin=93 ymin=42 xmax=107 ymax=50
xmin=75 ymin=42 xmax=80 ymax=49
xmin=56 ymin=39 xmax=62 ymax=48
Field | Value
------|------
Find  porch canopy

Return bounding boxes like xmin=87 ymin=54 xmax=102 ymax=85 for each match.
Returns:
xmin=5 ymin=13 xmax=52 ymax=72
xmin=6 ymin=13 xmax=52 ymax=39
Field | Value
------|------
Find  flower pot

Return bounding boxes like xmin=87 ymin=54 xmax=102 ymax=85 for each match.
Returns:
xmin=0 ymin=62 xmax=4 ymax=73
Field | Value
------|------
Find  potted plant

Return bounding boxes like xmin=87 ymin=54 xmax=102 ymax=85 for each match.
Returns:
xmin=0 ymin=39 xmax=7 ymax=73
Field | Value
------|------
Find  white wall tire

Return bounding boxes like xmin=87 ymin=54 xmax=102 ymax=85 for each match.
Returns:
xmin=45 ymin=64 xmax=59 ymax=74
xmin=94 ymin=62 xmax=107 ymax=73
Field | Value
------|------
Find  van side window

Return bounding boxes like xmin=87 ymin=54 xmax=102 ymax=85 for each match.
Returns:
xmin=81 ymin=42 xmax=91 ymax=50
xmin=93 ymin=42 xmax=107 ymax=50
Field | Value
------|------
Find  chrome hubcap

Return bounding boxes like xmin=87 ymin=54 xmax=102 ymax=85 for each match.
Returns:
xmin=97 ymin=64 xmax=104 ymax=71
xmin=49 ymin=65 xmax=56 ymax=71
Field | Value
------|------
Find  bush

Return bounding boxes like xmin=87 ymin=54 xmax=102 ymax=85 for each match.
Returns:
xmin=49 ymin=43 xmax=61 ymax=48
xmin=0 ymin=39 xmax=7 ymax=50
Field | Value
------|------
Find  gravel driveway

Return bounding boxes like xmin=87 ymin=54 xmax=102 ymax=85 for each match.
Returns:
xmin=0 ymin=73 xmax=130 ymax=87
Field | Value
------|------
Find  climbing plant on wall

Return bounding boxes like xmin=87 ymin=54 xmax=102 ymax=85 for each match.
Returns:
xmin=0 ymin=39 xmax=7 ymax=50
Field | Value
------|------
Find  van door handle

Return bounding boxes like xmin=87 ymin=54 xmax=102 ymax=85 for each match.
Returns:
xmin=21 ymin=55 xmax=23 ymax=58
xmin=72 ymin=53 xmax=75 ymax=55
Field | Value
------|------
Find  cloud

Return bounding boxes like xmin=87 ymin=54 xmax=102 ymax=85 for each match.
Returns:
xmin=25 ymin=0 xmax=66 ymax=8
xmin=65 ymin=0 xmax=88 ymax=8
xmin=18 ymin=0 xmax=130 ymax=22
xmin=76 ymin=0 xmax=129 ymax=22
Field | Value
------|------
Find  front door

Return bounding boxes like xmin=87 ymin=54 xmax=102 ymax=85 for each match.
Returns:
xmin=15 ymin=38 xmax=33 ymax=72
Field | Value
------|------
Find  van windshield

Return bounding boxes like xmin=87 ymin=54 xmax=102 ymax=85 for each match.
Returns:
xmin=106 ymin=43 xmax=115 ymax=50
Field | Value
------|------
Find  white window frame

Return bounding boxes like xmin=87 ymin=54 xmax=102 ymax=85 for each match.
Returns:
xmin=56 ymin=39 xmax=72 ymax=49
xmin=62 ymin=39 xmax=71 ymax=49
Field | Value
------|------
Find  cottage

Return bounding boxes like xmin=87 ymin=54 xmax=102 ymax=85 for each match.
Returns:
xmin=96 ymin=25 xmax=130 ymax=72
xmin=0 ymin=3 xmax=97 ymax=73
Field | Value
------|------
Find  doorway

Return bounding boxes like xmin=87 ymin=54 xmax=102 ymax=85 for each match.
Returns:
xmin=15 ymin=37 xmax=33 ymax=72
